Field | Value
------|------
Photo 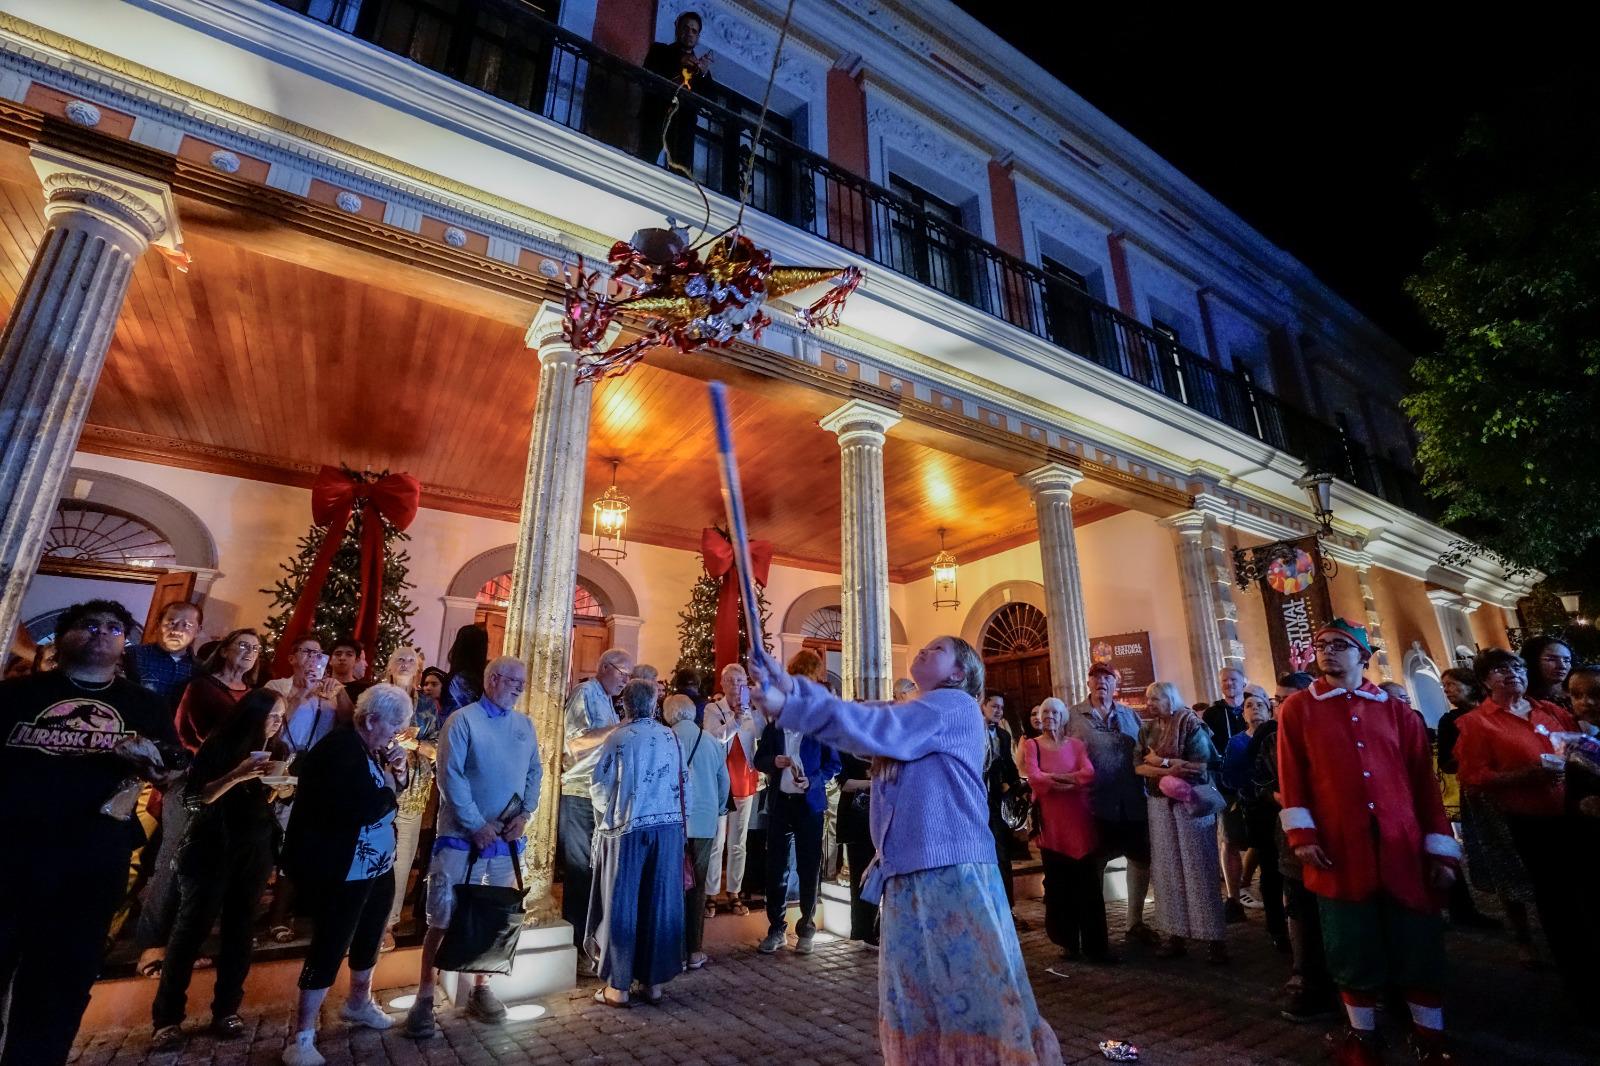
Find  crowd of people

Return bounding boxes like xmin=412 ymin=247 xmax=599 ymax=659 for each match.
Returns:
xmin=2 ymin=592 xmax=1596 ymax=1066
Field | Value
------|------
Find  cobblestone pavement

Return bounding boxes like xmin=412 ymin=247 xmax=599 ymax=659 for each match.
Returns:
xmin=72 ymin=890 xmax=1592 ymax=1066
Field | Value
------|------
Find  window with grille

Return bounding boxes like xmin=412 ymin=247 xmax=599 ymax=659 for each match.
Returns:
xmin=800 ymin=606 xmax=843 ymax=642
xmin=477 ymin=572 xmax=604 ymax=617
xmin=982 ymin=603 xmax=1049 ymax=658
xmin=42 ymin=504 xmax=176 ymax=568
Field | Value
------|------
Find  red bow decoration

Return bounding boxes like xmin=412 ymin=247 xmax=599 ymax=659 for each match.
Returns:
xmin=272 ymin=466 xmax=421 ymax=677
xmin=701 ymin=526 xmax=772 ymax=681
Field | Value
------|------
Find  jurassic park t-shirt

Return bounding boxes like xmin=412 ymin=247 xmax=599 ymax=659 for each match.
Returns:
xmin=0 ymin=671 xmax=177 ymax=831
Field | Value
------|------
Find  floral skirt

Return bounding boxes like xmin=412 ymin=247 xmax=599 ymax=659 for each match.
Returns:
xmin=880 ymin=863 xmax=1062 ymax=1066
xmin=1147 ymin=795 xmax=1226 ymax=942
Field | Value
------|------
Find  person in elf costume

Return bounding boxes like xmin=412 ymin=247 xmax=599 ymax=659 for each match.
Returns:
xmin=1276 ymin=619 xmax=1460 ymax=1066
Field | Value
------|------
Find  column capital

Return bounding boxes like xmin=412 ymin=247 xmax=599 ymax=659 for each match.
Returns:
xmin=1156 ymin=509 xmax=1212 ymax=539
xmin=820 ymin=398 xmax=900 ymax=441
xmin=30 ymin=145 xmax=182 ymax=253
xmin=525 ymin=302 xmax=620 ymax=363
xmin=1018 ymin=462 xmax=1085 ymax=499
xmin=1426 ymin=588 xmax=1480 ymax=613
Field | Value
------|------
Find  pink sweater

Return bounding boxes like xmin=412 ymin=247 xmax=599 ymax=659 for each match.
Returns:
xmin=1022 ymin=736 xmax=1097 ymax=860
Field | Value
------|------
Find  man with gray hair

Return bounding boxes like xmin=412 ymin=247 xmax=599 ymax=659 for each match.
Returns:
xmin=406 ymin=655 xmax=539 ymax=1038
xmin=704 ymin=663 xmax=761 ymax=915
xmin=558 ymin=647 xmax=631 ymax=959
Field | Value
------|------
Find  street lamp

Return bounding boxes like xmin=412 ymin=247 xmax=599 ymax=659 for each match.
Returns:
xmin=1233 ymin=467 xmax=1339 ymax=589
xmin=1294 ymin=470 xmax=1335 ymax=537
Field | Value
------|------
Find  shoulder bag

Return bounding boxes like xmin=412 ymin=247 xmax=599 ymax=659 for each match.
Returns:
xmin=433 ymin=843 xmax=527 ymax=975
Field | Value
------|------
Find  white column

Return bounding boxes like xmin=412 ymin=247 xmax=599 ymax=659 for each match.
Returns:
xmin=819 ymin=399 xmax=899 ymax=701
xmin=1019 ymin=463 xmax=1092 ymax=701
xmin=0 ymin=148 xmax=181 ymax=643
xmin=1353 ymin=558 xmax=1393 ymax=681
xmin=1159 ymin=509 xmax=1244 ymax=702
xmin=502 ymin=305 xmax=609 ymax=922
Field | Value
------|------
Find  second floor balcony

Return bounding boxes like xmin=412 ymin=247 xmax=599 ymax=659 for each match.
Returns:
xmin=273 ymin=0 xmax=1432 ymax=519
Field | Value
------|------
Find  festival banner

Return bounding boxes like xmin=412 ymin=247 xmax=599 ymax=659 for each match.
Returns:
xmin=1259 ymin=537 xmax=1333 ymax=676
xmin=1090 ymin=631 xmax=1156 ymax=705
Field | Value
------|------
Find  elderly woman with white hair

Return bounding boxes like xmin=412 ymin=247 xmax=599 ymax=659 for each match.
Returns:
xmin=280 ymin=683 xmax=413 ymax=1066
xmin=1135 ymin=680 xmax=1227 ymax=964
xmin=588 ymin=679 xmax=691 ymax=1007
xmin=748 ymin=636 xmax=1061 ymax=1065
xmin=1022 ymin=696 xmax=1104 ymax=962
xmin=378 ymin=644 xmax=442 ymax=949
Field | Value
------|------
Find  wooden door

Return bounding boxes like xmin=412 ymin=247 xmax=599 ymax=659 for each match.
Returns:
xmin=141 ymin=570 xmax=196 ymax=639
xmin=983 ymin=651 xmax=1052 ymax=737
xmin=569 ymin=620 xmax=607 ymax=690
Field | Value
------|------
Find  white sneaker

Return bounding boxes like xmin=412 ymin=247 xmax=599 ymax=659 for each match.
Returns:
xmin=1238 ymin=890 xmax=1265 ymax=910
xmin=281 ymin=1031 xmax=325 ymax=1066
xmin=339 ymin=998 xmax=394 ymax=1030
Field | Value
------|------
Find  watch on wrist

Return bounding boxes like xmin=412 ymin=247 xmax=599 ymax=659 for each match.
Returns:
xmin=1161 ymin=758 xmax=1170 ymax=769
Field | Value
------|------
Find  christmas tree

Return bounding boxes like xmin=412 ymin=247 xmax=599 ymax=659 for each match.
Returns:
xmin=673 ymin=559 xmax=772 ymax=683
xmin=262 ymin=469 xmax=417 ymax=666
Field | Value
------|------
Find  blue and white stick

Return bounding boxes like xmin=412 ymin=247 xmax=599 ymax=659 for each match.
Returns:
xmin=707 ymin=381 xmax=766 ymax=662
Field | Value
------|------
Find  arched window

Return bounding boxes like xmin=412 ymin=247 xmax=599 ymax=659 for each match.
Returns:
xmin=42 ymin=503 xmax=176 ymax=568
xmin=800 ymin=606 xmax=843 ymax=642
xmin=982 ymin=603 xmax=1049 ymax=659
xmin=476 ymin=573 xmax=605 ymax=617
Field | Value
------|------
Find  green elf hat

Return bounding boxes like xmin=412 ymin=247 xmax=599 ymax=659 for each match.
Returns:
xmin=1315 ymin=618 xmax=1373 ymax=660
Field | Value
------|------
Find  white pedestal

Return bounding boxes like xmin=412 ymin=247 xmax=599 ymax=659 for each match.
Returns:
xmin=819 ymin=878 xmax=853 ymax=937
xmin=440 ymin=920 xmax=577 ymax=1006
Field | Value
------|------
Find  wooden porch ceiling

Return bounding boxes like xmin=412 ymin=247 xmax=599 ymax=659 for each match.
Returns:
xmin=0 ymin=173 xmax=1124 ymax=576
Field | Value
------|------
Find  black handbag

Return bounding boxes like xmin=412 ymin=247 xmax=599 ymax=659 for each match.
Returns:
xmin=433 ymin=847 xmax=526 ymax=975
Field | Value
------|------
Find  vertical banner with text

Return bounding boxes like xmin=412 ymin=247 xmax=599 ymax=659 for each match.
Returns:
xmin=1259 ymin=538 xmax=1333 ymax=677
xmin=1090 ymin=631 xmax=1156 ymax=706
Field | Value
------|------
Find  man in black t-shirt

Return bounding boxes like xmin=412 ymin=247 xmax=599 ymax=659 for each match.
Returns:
xmin=0 ymin=599 xmax=181 ymax=1066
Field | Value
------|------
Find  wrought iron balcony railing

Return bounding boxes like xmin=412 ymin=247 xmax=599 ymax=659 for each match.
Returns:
xmin=272 ymin=0 xmax=1433 ymax=518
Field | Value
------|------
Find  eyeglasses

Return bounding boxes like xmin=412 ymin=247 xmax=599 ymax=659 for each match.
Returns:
xmin=488 ymin=672 xmax=526 ymax=688
xmin=1489 ymin=663 xmax=1527 ymax=675
xmin=235 ymin=641 xmax=262 ymax=653
xmin=73 ymin=619 xmax=125 ymax=637
xmin=1312 ymin=640 xmax=1358 ymax=653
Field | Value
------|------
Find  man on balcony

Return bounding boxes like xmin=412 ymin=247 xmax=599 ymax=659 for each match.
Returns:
xmin=640 ymin=11 xmax=716 ymax=168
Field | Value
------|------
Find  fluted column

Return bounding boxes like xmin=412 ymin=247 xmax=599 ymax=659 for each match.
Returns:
xmin=1353 ymin=556 xmax=1393 ymax=681
xmin=820 ymin=399 xmax=899 ymax=701
xmin=504 ymin=305 xmax=608 ymax=922
xmin=1019 ymin=463 xmax=1092 ymax=701
xmin=1159 ymin=509 xmax=1244 ymax=702
xmin=0 ymin=148 xmax=181 ymax=643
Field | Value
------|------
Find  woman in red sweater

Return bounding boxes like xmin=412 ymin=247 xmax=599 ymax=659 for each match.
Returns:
xmin=1021 ymin=698 xmax=1101 ymax=961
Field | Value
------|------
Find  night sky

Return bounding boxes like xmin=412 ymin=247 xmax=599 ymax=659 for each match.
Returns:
xmin=947 ymin=8 xmax=1582 ymax=353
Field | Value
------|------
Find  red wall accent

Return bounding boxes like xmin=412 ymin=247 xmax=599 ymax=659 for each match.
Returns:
xmin=1106 ymin=234 xmax=1137 ymax=316
xmin=987 ymin=160 xmax=1024 ymax=258
xmin=593 ymin=0 xmax=656 ymax=64
xmin=826 ymin=67 xmax=870 ymax=175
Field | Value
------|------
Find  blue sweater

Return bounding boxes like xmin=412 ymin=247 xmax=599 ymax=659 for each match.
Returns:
xmin=775 ymin=678 xmax=993 ymax=879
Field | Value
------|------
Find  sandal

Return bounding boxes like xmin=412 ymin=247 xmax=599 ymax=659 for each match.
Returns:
xmin=593 ymin=987 xmax=630 ymax=1009
xmin=270 ymin=925 xmax=295 ymax=944
xmin=137 ymin=958 xmax=164 ymax=979
xmin=687 ymin=952 xmax=708 ymax=970
xmin=703 ymin=900 xmax=717 ymax=920
xmin=730 ymin=900 xmax=749 ymax=917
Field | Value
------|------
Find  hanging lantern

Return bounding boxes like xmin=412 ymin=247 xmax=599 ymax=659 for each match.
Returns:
xmin=590 ymin=459 xmax=630 ymax=562
xmin=931 ymin=528 xmax=959 ymax=611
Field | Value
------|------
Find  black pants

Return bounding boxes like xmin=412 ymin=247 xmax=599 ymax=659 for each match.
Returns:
xmin=559 ymin=795 xmax=596 ymax=950
xmin=1041 ymin=848 xmax=1108 ymax=958
xmin=765 ymin=792 xmax=822 ymax=935
xmin=684 ymin=836 xmax=714 ymax=957
xmin=1508 ymin=814 xmax=1587 ymax=998
xmin=843 ymin=837 xmax=880 ymax=944
xmin=1245 ymin=805 xmax=1287 ymax=941
xmin=297 ymin=875 xmax=394 ymax=990
xmin=1284 ymin=874 xmax=1332 ymax=996
xmin=991 ymin=819 xmax=1015 ymax=907
xmin=152 ymin=838 xmax=274 ymax=1027
xmin=0 ymin=828 xmax=130 ymax=1066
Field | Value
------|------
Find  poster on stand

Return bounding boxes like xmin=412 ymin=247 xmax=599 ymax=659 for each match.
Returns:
xmin=1090 ymin=631 xmax=1155 ymax=705
xmin=1258 ymin=537 xmax=1333 ymax=676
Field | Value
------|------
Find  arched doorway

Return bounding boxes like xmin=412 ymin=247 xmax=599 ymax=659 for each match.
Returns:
xmin=797 ymin=605 xmax=844 ymax=692
xmin=981 ymin=602 xmax=1052 ymax=737
xmin=473 ymin=572 xmax=611 ymax=689
xmin=442 ymin=546 xmax=642 ymax=691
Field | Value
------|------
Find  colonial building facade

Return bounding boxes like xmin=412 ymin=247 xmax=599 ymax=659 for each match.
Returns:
xmin=0 ymin=0 xmax=1529 ymax=936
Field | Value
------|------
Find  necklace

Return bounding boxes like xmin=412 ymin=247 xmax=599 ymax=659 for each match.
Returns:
xmin=66 ymin=673 xmax=115 ymax=693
